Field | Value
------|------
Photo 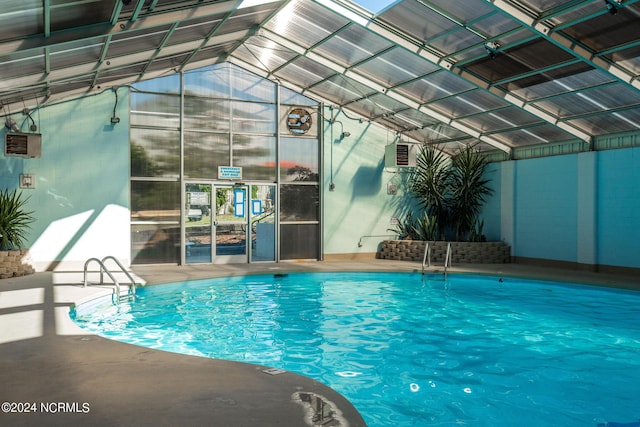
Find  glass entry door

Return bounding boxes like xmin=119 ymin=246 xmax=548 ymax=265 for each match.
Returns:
xmin=185 ymin=183 xmax=276 ymax=264
xmin=185 ymin=183 xmax=213 ymax=264
xmin=250 ymin=184 xmax=276 ymax=262
xmin=214 ymin=185 xmax=248 ymax=263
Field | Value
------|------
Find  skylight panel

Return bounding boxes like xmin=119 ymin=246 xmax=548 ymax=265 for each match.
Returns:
xmin=354 ymin=0 xmax=397 ymax=13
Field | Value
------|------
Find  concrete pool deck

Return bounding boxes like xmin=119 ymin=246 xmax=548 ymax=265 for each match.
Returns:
xmin=1 ymin=259 xmax=638 ymax=427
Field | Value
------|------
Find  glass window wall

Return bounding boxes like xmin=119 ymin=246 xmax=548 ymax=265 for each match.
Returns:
xmin=232 ymin=135 xmax=276 ymax=181
xmin=184 ymin=131 xmax=230 ymax=179
xmin=130 ymin=128 xmax=180 ymax=178
xmin=280 ymin=184 xmax=319 ymax=222
xmin=280 ymin=137 xmax=319 ymax=182
xmin=130 ymin=181 xmax=180 ymax=264
xmin=131 ymin=92 xmax=180 ymax=128
xmin=184 ymin=97 xmax=230 ymax=131
xmin=131 ymin=62 xmax=320 ymax=264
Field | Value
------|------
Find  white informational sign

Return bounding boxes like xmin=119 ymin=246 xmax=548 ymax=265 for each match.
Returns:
xmin=218 ymin=166 xmax=242 ymax=180
xmin=188 ymin=192 xmax=209 ymax=206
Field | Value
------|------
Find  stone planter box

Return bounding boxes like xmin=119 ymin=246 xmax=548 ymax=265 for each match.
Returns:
xmin=377 ymin=240 xmax=510 ymax=264
xmin=0 ymin=249 xmax=35 ymax=279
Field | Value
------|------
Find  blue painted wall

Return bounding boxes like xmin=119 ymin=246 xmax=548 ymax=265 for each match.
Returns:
xmin=515 ymin=155 xmax=578 ymax=262
xmin=480 ymin=162 xmax=502 ymax=243
xmin=0 ymin=88 xmax=130 ymax=270
xmin=597 ymin=147 xmax=640 ymax=268
xmin=481 ymin=147 xmax=640 ymax=269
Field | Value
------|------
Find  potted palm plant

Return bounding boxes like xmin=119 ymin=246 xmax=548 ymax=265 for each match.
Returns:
xmin=0 ymin=188 xmax=35 ymax=278
xmin=449 ymin=145 xmax=493 ymax=241
xmin=379 ymin=144 xmax=509 ymax=264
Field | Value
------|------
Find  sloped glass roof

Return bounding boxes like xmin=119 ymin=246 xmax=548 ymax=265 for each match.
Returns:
xmin=1 ymin=0 xmax=639 ymax=156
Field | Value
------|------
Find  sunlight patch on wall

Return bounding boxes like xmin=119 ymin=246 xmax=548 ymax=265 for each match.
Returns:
xmin=60 ymin=204 xmax=130 ymax=267
xmin=30 ymin=205 xmax=130 ymax=271
xmin=30 ymin=210 xmax=94 ymax=271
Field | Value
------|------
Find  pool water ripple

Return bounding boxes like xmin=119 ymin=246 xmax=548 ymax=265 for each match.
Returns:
xmin=71 ymin=272 xmax=640 ymax=427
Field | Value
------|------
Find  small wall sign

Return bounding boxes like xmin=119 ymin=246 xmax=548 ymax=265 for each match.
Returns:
xmin=218 ymin=166 xmax=242 ymax=180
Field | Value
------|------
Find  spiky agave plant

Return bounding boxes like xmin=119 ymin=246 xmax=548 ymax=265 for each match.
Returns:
xmin=0 ymin=188 xmax=35 ymax=250
xmin=449 ymin=146 xmax=493 ymax=241
xmin=410 ymin=145 xmax=452 ymax=240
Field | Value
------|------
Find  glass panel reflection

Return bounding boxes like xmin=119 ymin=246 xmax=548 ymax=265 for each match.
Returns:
xmin=131 ymin=223 xmax=180 ymax=264
xmin=184 ymin=64 xmax=231 ymax=98
xmin=131 ymin=181 xmax=180 ymax=265
xmin=232 ymin=101 xmax=276 ymax=133
xmin=184 ymin=132 xmax=230 ymax=179
xmin=280 ymin=184 xmax=319 ymax=221
xmin=130 ymin=128 xmax=180 ymax=178
xmin=232 ymin=135 xmax=276 ymax=181
xmin=280 ymin=224 xmax=319 ymax=260
xmin=131 ymin=181 xmax=180 ymax=222
xmin=215 ymin=187 xmax=247 ymax=257
xmin=231 ymin=68 xmax=275 ymax=102
xmin=131 ymin=93 xmax=180 ymax=128
xmin=132 ymin=73 xmax=180 ymax=94
xmin=186 ymin=183 xmax=212 ymax=264
xmin=184 ymin=97 xmax=230 ymax=131
xmin=280 ymin=137 xmax=318 ymax=182
xmin=250 ymin=185 xmax=276 ymax=262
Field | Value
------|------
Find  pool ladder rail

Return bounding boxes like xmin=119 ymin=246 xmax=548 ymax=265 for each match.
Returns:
xmin=83 ymin=256 xmax=138 ymax=305
xmin=421 ymin=242 xmax=452 ymax=280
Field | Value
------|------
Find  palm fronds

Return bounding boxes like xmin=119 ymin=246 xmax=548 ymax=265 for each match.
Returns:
xmin=408 ymin=144 xmax=493 ymax=241
xmin=0 ymin=189 xmax=35 ymax=250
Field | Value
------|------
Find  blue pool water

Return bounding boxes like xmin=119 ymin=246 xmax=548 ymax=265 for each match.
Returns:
xmin=71 ymin=272 xmax=640 ymax=427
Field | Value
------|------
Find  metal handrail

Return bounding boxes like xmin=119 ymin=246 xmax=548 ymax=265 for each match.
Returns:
xmin=83 ymin=256 xmax=137 ymax=304
xmin=421 ymin=242 xmax=431 ymax=275
xmin=422 ymin=242 xmax=452 ymax=279
xmin=83 ymin=258 xmax=122 ymax=304
xmin=443 ymin=242 xmax=452 ymax=280
xmin=101 ymin=256 xmax=137 ymax=296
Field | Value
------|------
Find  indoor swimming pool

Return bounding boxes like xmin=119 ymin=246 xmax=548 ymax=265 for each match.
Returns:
xmin=71 ymin=272 xmax=640 ymax=427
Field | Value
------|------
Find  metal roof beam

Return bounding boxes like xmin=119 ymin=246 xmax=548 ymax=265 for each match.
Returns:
xmin=0 ymin=0 xmax=238 ymax=57
xmin=543 ymin=0 xmax=640 ymax=32
xmin=180 ymin=0 xmax=288 ymax=72
xmin=140 ymin=22 xmax=180 ymax=75
xmin=537 ymin=0 xmax=595 ymax=22
xmin=0 ymin=30 xmax=249 ymax=93
xmin=312 ymin=0 xmax=587 ymax=148
xmin=110 ymin=0 xmax=124 ymax=26
xmin=490 ymin=59 xmax=584 ymax=87
xmin=486 ymin=0 xmax=640 ymax=91
xmin=557 ymin=102 xmax=640 ymax=122
xmin=43 ymin=0 xmax=51 ymax=38
xmin=258 ymin=27 xmax=511 ymax=153
xmin=130 ymin=0 xmax=147 ymax=22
